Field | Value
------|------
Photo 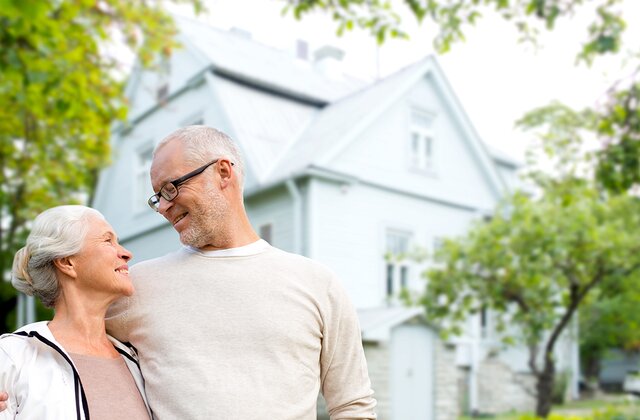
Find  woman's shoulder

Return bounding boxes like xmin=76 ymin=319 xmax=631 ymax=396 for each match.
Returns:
xmin=0 ymin=335 xmax=33 ymax=368
xmin=0 ymin=321 xmax=55 ymax=364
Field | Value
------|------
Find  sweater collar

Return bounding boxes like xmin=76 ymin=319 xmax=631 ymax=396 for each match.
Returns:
xmin=185 ymin=239 xmax=270 ymax=257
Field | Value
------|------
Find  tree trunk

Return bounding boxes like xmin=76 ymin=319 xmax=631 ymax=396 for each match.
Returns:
xmin=535 ymin=357 xmax=556 ymax=417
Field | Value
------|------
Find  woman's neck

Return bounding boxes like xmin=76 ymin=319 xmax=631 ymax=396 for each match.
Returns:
xmin=48 ymin=296 xmax=119 ymax=358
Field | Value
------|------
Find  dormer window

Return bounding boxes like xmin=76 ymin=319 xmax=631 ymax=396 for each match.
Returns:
xmin=156 ymin=83 xmax=169 ymax=103
xmin=134 ymin=145 xmax=154 ymax=213
xmin=409 ymin=109 xmax=436 ymax=172
xmin=156 ymin=57 xmax=170 ymax=104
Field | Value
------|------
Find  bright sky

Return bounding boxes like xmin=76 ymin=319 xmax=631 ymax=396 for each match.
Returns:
xmin=175 ymin=0 xmax=639 ymax=161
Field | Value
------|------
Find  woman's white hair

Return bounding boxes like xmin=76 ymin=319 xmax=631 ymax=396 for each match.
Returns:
xmin=12 ymin=205 xmax=104 ymax=308
xmin=154 ymin=125 xmax=245 ymax=188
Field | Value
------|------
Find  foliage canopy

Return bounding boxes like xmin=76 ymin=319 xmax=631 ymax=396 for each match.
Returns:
xmin=0 ymin=0 xmax=202 ymax=333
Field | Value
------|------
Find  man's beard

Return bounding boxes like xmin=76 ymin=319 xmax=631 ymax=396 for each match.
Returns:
xmin=179 ymin=187 xmax=230 ymax=249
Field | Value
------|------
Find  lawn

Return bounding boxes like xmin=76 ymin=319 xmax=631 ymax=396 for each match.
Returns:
xmin=460 ymin=395 xmax=640 ymax=419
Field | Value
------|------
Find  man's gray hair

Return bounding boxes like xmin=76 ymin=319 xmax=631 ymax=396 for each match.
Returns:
xmin=155 ymin=125 xmax=245 ymax=187
xmin=12 ymin=205 xmax=103 ymax=308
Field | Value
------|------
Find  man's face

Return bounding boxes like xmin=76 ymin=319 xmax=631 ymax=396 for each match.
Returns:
xmin=150 ymin=141 xmax=229 ymax=249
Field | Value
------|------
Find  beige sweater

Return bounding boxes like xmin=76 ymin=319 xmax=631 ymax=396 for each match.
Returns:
xmin=106 ymin=243 xmax=376 ymax=419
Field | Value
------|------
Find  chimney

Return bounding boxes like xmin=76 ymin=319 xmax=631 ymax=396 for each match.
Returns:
xmin=313 ymin=45 xmax=345 ymax=79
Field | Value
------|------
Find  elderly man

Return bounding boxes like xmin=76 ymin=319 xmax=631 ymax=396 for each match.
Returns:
xmin=105 ymin=125 xmax=376 ymax=419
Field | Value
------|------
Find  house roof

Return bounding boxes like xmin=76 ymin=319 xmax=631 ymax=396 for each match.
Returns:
xmin=263 ymin=56 xmax=511 ymax=199
xmin=358 ymin=306 xmax=426 ymax=342
xmin=175 ymin=16 xmax=365 ymax=104
xmin=126 ymin=18 xmax=518 ymax=196
xmin=264 ymin=58 xmax=430 ymax=183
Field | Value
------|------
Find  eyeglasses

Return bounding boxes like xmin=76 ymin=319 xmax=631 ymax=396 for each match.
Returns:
xmin=147 ymin=159 xmax=234 ymax=211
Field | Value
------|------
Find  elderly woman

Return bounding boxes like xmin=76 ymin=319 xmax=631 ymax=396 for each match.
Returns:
xmin=0 ymin=205 xmax=151 ymax=420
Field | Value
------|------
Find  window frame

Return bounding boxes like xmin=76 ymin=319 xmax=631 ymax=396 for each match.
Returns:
xmin=133 ymin=143 xmax=155 ymax=215
xmin=408 ymin=108 xmax=437 ymax=174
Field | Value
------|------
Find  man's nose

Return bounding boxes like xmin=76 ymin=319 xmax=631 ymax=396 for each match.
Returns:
xmin=157 ymin=196 xmax=173 ymax=217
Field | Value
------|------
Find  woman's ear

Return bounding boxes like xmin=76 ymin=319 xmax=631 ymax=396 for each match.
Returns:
xmin=53 ymin=257 xmax=77 ymax=279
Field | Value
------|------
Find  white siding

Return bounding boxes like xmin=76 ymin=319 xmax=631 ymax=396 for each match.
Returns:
xmin=328 ymin=77 xmax=499 ymax=212
xmin=245 ymin=186 xmax=295 ymax=253
xmin=120 ymin=224 xmax=181 ymax=265
xmin=307 ymin=177 xmax=480 ymax=308
xmin=127 ymin=40 xmax=208 ymax=122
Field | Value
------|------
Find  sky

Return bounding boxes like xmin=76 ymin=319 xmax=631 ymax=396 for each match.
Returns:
xmin=173 ymin=0 xmax=639 ymax=161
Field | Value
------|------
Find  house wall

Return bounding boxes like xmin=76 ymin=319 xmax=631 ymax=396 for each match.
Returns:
xmin=477 ymin=357 xmax=536 ymax=414
xmin=245 ymin=186 xmax=295 ymax=252
xmin=119 ymin=224 xmax=180 ymax=264
xmin=306 ymin=176 xmax=479 ymax=308
xmin=328 ymin=76 xmax=500 ymax=213
xmin=365 ymin=342 xmax=391 ymax=420
xmin=435 ymin=341 xmax=460 ymax=420
xmin=126 ymin=39 xmax=208 ymax=122
xmin=495 ymin=162 xmax=522 ymax=193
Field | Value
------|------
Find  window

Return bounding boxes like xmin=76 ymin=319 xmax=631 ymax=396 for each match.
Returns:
xmin=259 ymin=223 xmax=273 ymax=244
xmin=409 ymin=108 xmax=435 ymax=171
xmin=134 ymin=146 xmax=154 ymax=213
xmin=385 ymin=230 xmax=412 ymax=299
xmin=156 ymin=58 xmax=170 ymax=104
xmin=432 ymin=236 xmax=444 ymax=253
xmin=480 ymin=305 xmax=491 ymax=339
xmin=156 ymin=84 xmax=169 ymax=103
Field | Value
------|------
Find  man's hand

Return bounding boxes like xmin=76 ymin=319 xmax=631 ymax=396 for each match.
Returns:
xmin=0 ymin=391 xmax=7 ymax=411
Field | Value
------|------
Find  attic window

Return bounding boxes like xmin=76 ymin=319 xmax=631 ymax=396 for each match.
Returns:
xmin=156 ymin=83 xmax=169 ymax=103
xmin=134 ymin=145 xmax=154 ymax=213
xmin=409 ymin=109 xmax=436 ymax=172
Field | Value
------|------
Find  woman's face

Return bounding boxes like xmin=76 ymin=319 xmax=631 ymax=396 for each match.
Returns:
xmin=70 ymin=215 xmax=134 ymax=300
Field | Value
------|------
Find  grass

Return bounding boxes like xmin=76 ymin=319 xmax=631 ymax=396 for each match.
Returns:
xmin=459 ymin=395 xmax=640 ymax=419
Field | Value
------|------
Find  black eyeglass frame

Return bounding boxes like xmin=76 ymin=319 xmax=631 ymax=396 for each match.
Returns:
xmin=147 ymin=158 xmax=234 ymax=211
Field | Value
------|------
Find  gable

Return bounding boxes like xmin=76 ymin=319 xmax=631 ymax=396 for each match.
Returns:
xmin=126 ymin=37 xmax=209 ymax=124
xmin=324 ymin=75 xmax=502 ymax=211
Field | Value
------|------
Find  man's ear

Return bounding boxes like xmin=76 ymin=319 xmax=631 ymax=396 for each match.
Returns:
xmin=53 ymin=257 xmax=77 ymax=279
xmin=218 ymin=159 xmax=234 ymax=189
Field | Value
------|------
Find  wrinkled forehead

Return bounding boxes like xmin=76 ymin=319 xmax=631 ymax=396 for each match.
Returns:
xmin=82 ymin=213 xmax=117 ymax=244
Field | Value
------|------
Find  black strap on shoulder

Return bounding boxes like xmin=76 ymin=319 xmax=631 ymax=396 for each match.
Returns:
xmin=14 ymin=331 xmax=90 ymax=420
xmin=114 ymin=346 xmax=140 ymax=369
xmin=121 ymin=341 xmax=139 ymax=354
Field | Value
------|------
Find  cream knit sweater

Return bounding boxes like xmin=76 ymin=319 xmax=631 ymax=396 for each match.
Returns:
xmin=106 ymin=243 xmax=376 ymax=419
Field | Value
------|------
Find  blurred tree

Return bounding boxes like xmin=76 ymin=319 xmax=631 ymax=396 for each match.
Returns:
xmin=421 ymin=181 xmax=640 ymax=417
xmin=282 ymin=0 xmax=627 ymax=60
xmin=417 ymin=99 xmax=640 ymax=416
xmin=0 ymin=0 xmax=203 ymax=333
xmin=580 ymin=289 xmax=640 ymax=383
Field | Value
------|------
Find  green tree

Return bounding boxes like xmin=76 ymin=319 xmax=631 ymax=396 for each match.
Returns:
xmin=414 ymin=99 xmax=640 ymax=416
xmin=421 ymin=181 xmax=640 ymax=417
xmin=579 ymin=279 xmax=640 ymax=383
xmin=0 ymin=0 xmax=203 ymax=333
xmin=283 ymin=0 xmax=627 ymax=60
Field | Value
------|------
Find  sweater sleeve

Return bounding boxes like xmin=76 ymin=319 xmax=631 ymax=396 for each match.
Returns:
xmin=105 ymin=295 xmax=131 ymax=343
xmin=319 ymin=274 xmax=377 ymax=420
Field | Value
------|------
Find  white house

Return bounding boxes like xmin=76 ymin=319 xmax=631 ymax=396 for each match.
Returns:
xmin=93 ymin=16 xmax=579 ymax=419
